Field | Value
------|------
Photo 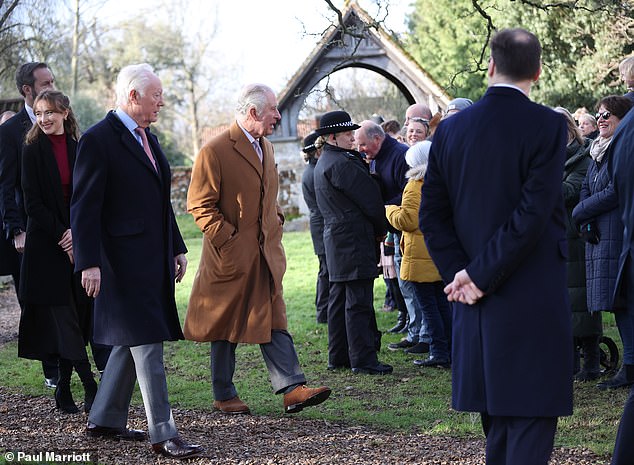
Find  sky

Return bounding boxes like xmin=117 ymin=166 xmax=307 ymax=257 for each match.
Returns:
xmin=96 ymin=0 xmax=413 ymax=93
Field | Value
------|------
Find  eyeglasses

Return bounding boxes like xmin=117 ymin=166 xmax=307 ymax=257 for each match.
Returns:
xmin=595 ymin=111 xmax=611 ymax=121
xmin=409 ymin=117 xmax=430 ymax=127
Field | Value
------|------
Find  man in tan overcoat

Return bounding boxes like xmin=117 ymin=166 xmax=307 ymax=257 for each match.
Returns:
xmin=184 ymin=83 xmax=330 ymax=415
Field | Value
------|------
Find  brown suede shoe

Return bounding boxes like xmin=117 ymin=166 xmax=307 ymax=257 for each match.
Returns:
xmin=283 ymin=385 xmax=331 ymax=414
xmin=212 ymin=395 xmax=250 ymax=415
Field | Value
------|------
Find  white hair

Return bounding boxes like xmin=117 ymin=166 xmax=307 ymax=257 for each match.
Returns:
xmin=115 ymin=63 xmax=156 ymax=107
xmin=235 ymin=83 xmax=274 ymax=117
xmin=405 ymin=140 xmax=432 ymax=169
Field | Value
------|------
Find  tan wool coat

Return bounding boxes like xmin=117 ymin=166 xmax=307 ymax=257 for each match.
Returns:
xmin=184 ymin=122 xmax=288 ymax=344
xmin=385 ymin=169 xmax=442 ymax=283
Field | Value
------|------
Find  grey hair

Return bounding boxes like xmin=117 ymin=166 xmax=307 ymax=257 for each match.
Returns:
xmin=115 ymin=63 xmax=156 ymax=107
xmin=236 ymin=83 xmax=274 ymax=117
xmin=359 ymin=120 xmax=385 ymax=139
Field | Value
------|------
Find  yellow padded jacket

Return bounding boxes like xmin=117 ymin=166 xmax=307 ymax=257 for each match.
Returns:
xmin=385 ymin=167 xmax=442 ymax=283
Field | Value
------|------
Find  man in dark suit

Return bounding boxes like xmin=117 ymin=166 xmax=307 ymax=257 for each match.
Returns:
xmin=608 ymin=83 xmax=634 ymax=465
xmin=419 ymin=29 xmax=573 ymax=465
xmin=71 ymin=63 xmax=202 ymax=459
xmin=0 ymin=62 xmax=57 ymax=388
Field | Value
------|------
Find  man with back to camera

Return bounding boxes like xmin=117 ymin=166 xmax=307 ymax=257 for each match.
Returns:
xmin=71 ymin=63 xmax=202 ymax=459
xmin=184 ymin=84 xmax=331 ymax=415
xmin=0 ymin=62 xmax=58 ymax=389
xmin=419 ymin=29 xmax=573 ymax=465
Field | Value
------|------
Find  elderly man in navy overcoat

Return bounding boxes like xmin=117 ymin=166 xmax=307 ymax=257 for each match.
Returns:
xmin=420 ymin=29 xmax=573 ymax=465
xmin=71 ymin=63 xmax=202 ymax=460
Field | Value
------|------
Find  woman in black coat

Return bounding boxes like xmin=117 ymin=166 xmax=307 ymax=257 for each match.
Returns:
xmin=18 ymin=91 xmax=97 ymax=413
xmin=555 ymin=107 xmax=595 ymax=380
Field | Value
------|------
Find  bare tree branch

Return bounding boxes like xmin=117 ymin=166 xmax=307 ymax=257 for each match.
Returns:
xmin=511 ymin=0 xmax=615 ymax=13
xmin=0 ymin=0 xmax=20 ymax=31
xmin=471 ymin=0 xmax=495 ymax=71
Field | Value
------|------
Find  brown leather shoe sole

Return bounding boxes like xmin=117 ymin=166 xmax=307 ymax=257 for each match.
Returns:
xmin=285 ymin=388 xmax=332 ymax=414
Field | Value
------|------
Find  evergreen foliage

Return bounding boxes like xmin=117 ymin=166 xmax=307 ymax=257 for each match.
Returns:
xmin=406 ymin=0 xmax=634 ymax=110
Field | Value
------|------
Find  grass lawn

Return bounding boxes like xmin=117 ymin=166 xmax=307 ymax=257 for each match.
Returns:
xmin=0 ymin=214 xmax=627 ymax=457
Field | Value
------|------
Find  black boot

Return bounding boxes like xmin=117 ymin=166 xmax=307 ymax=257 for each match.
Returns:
xmin=73 ymin=358 xmax=98 ymax=413
xmin=388 ymin=310 xmax=408 ymax=333
xmin=55 ymin=359 xmax=78 ymax=414
xmin=575 ymin=336 xmax=601 ymax=381
xmin=597 ymin=364 xmax=634 ymax=390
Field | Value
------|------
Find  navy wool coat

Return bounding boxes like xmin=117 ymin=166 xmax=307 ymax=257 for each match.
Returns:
xmin=314 ymin=143 xmax=386 ymax=282
xmin=71 ymin=111 xmax=186 ymax=346
xmin=371 ymin=134 xmax=409 ymax=206
xmin=420 ymin=86 xmax=573 ymax=418
xmin=572 ymin=147 xmax=623 ymax=312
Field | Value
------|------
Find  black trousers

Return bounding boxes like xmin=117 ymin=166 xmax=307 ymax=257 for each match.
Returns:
xmin=315 ymin=254 xmax=329 ymax=324
xmin=612 ymin=385 xmax=634 ymax=465
xmin=481 ymin=413 xmax=557 ymax=465
xmin=327 ymin=279 xmax=379 ymax=369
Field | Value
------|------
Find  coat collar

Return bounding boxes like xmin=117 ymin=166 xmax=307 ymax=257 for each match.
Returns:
xmin=229 ymin=121 xmax=264 ymax=177
xmin=105 ymin=111 xmax=162 ymax=180
xmin=484 ymin=85 xmax=530 ymax=102
xmin=14 ymin=107 xmax=32 ymax=133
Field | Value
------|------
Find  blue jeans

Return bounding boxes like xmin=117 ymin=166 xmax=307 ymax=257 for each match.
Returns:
xmin=393 ymin=232 xmax=429 ymax=344
xmin=411 ymin=281 xmax=452 ymax=360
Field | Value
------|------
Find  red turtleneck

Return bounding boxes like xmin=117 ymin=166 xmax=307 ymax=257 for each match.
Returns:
xmin=48 ymin=133 xmax=71 ymax=203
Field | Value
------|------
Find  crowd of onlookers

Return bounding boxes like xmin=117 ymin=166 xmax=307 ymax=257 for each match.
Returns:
xmin=301 ymin=55 xmax=634 ymax=393
xmin=2 ymin=33 xmax=634 ymax=463
xmin=300 ymin=38 xmax=634 ymax=463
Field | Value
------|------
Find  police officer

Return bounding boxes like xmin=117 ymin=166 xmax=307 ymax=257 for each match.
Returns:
xmin=313 ymin=111 xmax=392 ymax=375
xmin=301 ymin=132 xmax=328 ymax=324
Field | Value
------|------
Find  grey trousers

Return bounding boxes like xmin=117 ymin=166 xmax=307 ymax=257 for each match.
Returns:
xmin=211 ymin=329 xmax=306 ymax=400
xmin=88 ymin=343 xmax=177 ymax=444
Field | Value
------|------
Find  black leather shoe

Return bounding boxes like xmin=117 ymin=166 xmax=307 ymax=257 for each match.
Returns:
xmin=388 ymin=339 xmax=415 ymax=351
xmin=388 ymin=319 xmax=407 ymax=333
xmin=404 ymin=342 xmax=430 ymax=354
xmin=86 ymin=422 xmax=147 ymax=441
xmin=152 ymin=437 xmax=204 ymax=459
xmin=413 ymin=357 xmax=450 ymax=368
xmin=597 ymin=364 xmax=634 ymax=390
xmin=352 ymin=362 xmax=393 ymax=375
xmin=327 ymin=364 xmax=350 ymax=371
